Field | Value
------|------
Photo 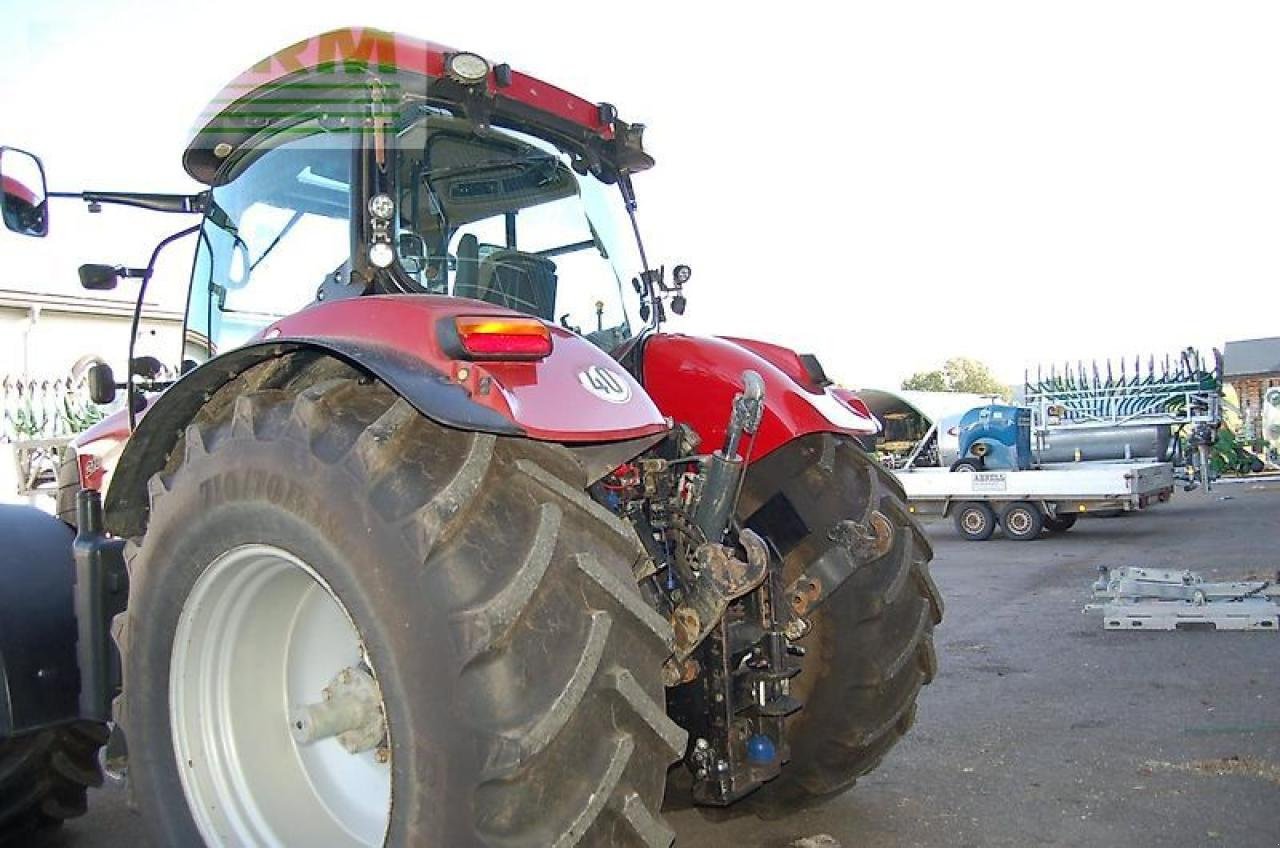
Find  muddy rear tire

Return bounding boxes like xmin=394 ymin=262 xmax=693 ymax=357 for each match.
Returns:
xmin=739 ymin=434 xmax=942 ymax=813
xmin=116 ymin=371 xmax=684 ymax=846
xmin=0 ymin=721 xmax=109 ymax=842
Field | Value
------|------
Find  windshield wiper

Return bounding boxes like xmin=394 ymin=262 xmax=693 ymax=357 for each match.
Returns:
xmin=250 ymin=210 xmax=304 ymax=272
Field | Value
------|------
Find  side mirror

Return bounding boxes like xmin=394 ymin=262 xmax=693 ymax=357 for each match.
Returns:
xmin=87 ymin=362 xmax=117 ymax=405
xmin=79 ymin=264 xmax=121 ymax=290
xmin=78 ymin=263 xmax=146 ymax=291
xmin=0 ymin=147 xmax=49 ymax=237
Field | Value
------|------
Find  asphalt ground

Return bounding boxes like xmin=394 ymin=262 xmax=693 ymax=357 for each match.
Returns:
xmin=32 ymin=478 xmax=1280 ymax=847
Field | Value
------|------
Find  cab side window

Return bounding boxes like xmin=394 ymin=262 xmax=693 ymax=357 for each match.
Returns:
xmin=185 ymin=131 xmax=351 ymax=358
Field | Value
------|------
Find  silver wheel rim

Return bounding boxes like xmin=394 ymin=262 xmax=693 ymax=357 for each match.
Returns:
xmin=962 ymin=510 xmax=986 ymax=533
xmin=170 ymin=544 xmax=391 ymax=847
xmin=1007 ymin=510 xmax=1031 ymax=534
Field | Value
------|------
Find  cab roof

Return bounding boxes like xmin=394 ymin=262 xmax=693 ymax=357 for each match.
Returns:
xmin=184 ymin=28 xmax=651 ymax=187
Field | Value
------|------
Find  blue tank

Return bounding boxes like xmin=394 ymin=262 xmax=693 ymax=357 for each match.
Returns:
xmin=957 ymin=404 xmax=1032 ymax=470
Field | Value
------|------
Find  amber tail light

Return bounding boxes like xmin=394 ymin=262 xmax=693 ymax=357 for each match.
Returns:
xmin=452 ymin=317 xmax=553 ymax=360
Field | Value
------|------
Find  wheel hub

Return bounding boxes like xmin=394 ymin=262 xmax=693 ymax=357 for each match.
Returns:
xmin=291 ymin=666 xmax=387 ymax=754
xmin=169 ymin=544 xmax=392 ymax=847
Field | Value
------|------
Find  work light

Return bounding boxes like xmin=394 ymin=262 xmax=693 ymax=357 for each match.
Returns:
xmin=446 ymin=52 xmax=490 ymax=84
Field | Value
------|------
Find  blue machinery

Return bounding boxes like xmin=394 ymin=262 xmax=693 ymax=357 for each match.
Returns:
xmin=894 ymin=349 xmax=1223 ymax=472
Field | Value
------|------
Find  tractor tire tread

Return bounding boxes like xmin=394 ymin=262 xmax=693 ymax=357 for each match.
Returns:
xmin=114 ymin=365 xmax=683 ymax=847
xmin=0 ymin=721 xmax=107 ymax=841
xmin=740 ymin=434 xmax=940 ymax=815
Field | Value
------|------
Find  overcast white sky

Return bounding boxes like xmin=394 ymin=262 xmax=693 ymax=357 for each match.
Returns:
xmin=1 ymin=0 xmax=1277 ymax=389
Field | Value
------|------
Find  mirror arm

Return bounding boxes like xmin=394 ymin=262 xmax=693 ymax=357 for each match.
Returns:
xmin=48 ymin=190 xmax=208 ymax=214
xmin=125 ymin=223 xmax=202 ymax=431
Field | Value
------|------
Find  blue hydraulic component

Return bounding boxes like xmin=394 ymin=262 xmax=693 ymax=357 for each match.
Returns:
xmin=746 ymin=733 xmax=777 ymax=764
xmin=957 ymin=404 xmax=1033 ymax=470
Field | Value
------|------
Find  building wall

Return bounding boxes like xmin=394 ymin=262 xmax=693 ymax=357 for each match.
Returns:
xmin=0 ymin=295 xmax=184 ymax=379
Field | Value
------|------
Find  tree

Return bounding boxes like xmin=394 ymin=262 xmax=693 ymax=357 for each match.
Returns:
xmin=902 ymin=357 xmax=1010 ymax=399
xmin=901 ymin=370 xmax=947 ymax=392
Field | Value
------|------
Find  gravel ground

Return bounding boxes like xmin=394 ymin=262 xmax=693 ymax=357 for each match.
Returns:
xmin=30 ymin=478 xmax=1280 ymax=847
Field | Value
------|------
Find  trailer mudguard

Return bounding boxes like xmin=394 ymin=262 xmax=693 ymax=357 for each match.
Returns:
xmin=641 ymin=334 xmax=878 ymax=461
xmin=100 ymin=295 xmax=666 ymax=539
xmin=0 ymin=505 xmax=79 ymax=737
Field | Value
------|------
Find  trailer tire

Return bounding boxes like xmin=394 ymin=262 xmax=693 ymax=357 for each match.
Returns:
xmin=1044 ymin=514 xmax=1077 ymax=533
xmin=953 ymin=502 xmax=997 ymax=541
xmin=0 ymin=721 xmax=109 ymax=841
xmin=950 ymin=457 xmax=984 ymax=473
xmin=738 ymin=434 xmax=942 ymax=813
xmin=116 ymin=374 xmax=684 ymax=847
xmin=1000 ymin=501 xmax=1044 ymax=541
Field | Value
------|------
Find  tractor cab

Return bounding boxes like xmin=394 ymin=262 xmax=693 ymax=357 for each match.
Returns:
xmin=181 ymin=31 xmax=666 ymax=361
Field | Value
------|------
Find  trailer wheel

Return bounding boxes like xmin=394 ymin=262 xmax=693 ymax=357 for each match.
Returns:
xmin=116 ymin=374 xmax=684 ymax=847
xmin=950 ymin=457 xmax=984 ymax=473
xmin=0 ymin=721 xmax=109 ymax=841
xmin=1000 ymin=502 xmax=1044 ymax=541
xmin=953 ymin=502 xmax=997 ymax=541
xmin=1044 ymin=513 xmax=1077 ymax=533
xmin=738 ymin=434 xmax=942 ymax=812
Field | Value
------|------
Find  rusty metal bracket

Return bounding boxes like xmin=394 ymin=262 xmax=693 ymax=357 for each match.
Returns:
xmin=786 ymin=510 xmax=895 ymax=618
xmin=667 ymin=530 xmax=769 ymax=665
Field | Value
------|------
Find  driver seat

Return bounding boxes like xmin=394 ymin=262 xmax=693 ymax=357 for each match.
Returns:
xmin=476 ymin=250 xmax=558 ymax=321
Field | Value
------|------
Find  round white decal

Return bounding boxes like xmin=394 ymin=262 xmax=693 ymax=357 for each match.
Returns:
xmin=578 ymin=365 xmax=632 ymax=404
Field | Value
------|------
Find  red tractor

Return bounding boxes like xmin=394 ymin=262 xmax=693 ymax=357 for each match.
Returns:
xmin=0 ymin=29 xmax=940 ymax=846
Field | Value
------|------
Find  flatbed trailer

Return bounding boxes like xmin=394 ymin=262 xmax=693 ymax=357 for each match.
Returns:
xmin=893 ymin=460 xmax=1175 ymax=541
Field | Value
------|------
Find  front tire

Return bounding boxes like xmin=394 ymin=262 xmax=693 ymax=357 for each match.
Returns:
xmin=739 ymin=434 xmax=942 ymax=811
xmin=117 ymin=372 xmax=684 ymax=846
xmin=0 ymin=722 xmax=109 ymax=842
xmin=0 ymin=453 xmax=111 ymax=844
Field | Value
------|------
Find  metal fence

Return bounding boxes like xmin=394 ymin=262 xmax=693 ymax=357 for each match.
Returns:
xmin=1 ymin=374 xmax=103 ymax=442
xmin=1 ymin=374 xmax=104 ymax=498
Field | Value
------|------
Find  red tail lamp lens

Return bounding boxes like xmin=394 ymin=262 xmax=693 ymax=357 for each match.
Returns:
xmin=454 ymin=317 xmax=552 ymax=360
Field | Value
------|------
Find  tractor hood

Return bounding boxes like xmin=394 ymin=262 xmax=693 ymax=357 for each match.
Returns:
xmin=185 ymin=28 xmax=652 ymax=187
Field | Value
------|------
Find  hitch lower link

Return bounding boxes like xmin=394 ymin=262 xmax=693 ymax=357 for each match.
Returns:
xmin=785 ymin=510 xmax=896 ymax=618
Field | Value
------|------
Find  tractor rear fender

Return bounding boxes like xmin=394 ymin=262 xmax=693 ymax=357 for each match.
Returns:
xmin=103 ymin=299 xmax=666 ymax=538
xmin=0 ymin=505 xmax=79 ymax=737
xmin=641 ymin=333 xmax=878 ymax=462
